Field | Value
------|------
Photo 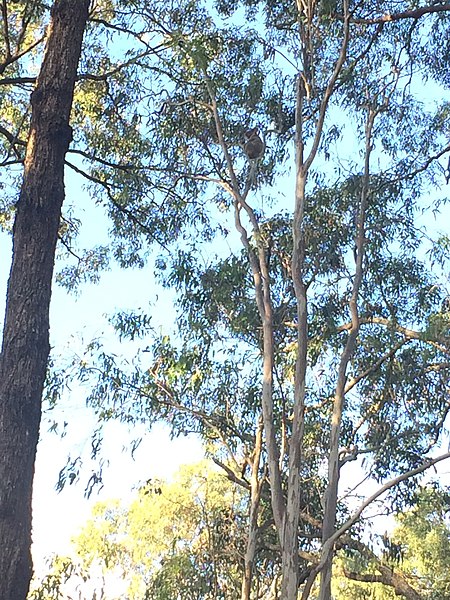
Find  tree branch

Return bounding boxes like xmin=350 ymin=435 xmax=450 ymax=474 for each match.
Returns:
xmin=0 ymin=76 xmax=36 ymax=85
xmin=319 ymin=96 xmax=377 ymax=600
xmin=0 ymin=122 xmax=27 ymax=160
xmin=344 ymin=339 xmax=411 ymax=394
xmin=303 ymin=2 xmax=351 ymax=172
xmin=0 ymin=36 xmax=44 ymax=76
xmin=318 ymin=451 xmax=450 ymax=581
xmin=344 ymin=3 xmax=450 ymax=25
xmin=202 ymin=65 xmax=285 ymax=533
xmin=338 ymin=316 xmax=450 ymax=355
xmin=344 ymin=569 xmax=423 ymax=600
xmin=212 ymin=457 xmax=250 ymax=491
xmin=65 ymin=159 xmax=170 ymax=251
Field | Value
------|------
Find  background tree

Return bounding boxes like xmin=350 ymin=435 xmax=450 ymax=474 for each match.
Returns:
xmin=30 ymin=462 xmax=256 ymax=600
xmin=31 ymin=474 xmax=450 ymax=599
xmin=391 ymin=485 xmax=450 ymax=599
xmin=333 ymin=484 xmax=450 ymax=599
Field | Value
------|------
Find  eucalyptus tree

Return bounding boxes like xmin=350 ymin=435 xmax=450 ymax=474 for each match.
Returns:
xmin=30 ymin=463 xmax=251 ymax=600
xmin=68 ymin=2 xmax=450 ymax=599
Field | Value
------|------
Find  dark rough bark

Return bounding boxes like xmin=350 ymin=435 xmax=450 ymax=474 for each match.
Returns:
xmin=0 ymin=2 xmax=89 ymax=598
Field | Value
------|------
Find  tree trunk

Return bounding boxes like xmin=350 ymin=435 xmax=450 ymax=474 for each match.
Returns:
xmin=280 ymin=72 xmax=309 ymax=599
xmin=241 ymin=418 xmax=263 ymax=600
xmin=318 ymin=106 xmax=375 ymax=600
xmin=0 ymin=2 xmax=89 ymax=598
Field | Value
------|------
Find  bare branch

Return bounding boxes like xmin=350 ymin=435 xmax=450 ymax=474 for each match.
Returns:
xmin=338 ymin=316 xmax=450 ymax=356
xmin=320 ymin=98 xmax=377 ymax=599
xmin=0 ymin=123 xmax=26 ymax=147
xmin=341 ymin=537 xmax=422 ymax=600
xmin=344 ymin=339 xmax=410 ymax=394
xmin=57 ymin=234 xmax=83 ymax=263
xmin=304 ymin=450 xmax=450 ymax=592
xmin=212 ymin=457 xmax=250 ymax=491
xmin=68 ymin=148 xmax=138 ymax=171
xmin=88 ymin=15 xmax=168 ymax=55
xmin=0 ymin=76 xmax=36 ymax=85
xmin=303 ymin=2 xmax=351 ymax=172
xmin=336 ymin=451 xmax=450 ymax=543
xmin=77 ymin=48 xmax=164 ymax=82
xmin=0 ymin=122 xmax=26 ymax=161
xmin=0 ymin=36 xmax=44 ymax=76
xmin=241 ymin=416 xmax=265 ymax=600
xmin=65 ymin=159 xmax=170 ymax=251
xmin=344 ymin=3 xmax=450 ymax=25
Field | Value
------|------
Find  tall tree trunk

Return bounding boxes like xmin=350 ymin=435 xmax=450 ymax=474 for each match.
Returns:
xmin=280 ymin=72 xmax=308 ymax=600
xmin=318 ymin=106 xmax=375 ymax=600
xmin=241 ymin=417 xmax=264 ymax=600
xmin=0 ymin=2 xmax=89 ymax=598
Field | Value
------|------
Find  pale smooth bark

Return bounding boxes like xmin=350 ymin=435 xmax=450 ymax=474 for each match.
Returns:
xmin=318 ymin=106 xmax=376 ymax=600
xmin=241 ymin=418 xmax=264 ymax=600
xmin=281 ymin=3 xmax=351 ymax=598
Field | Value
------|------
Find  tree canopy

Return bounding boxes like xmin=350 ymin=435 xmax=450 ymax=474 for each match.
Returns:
xmin=30 ymin=470 xmax=450 ymax=600
xmin=31 ymin=462 xmax=248 ymax=599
